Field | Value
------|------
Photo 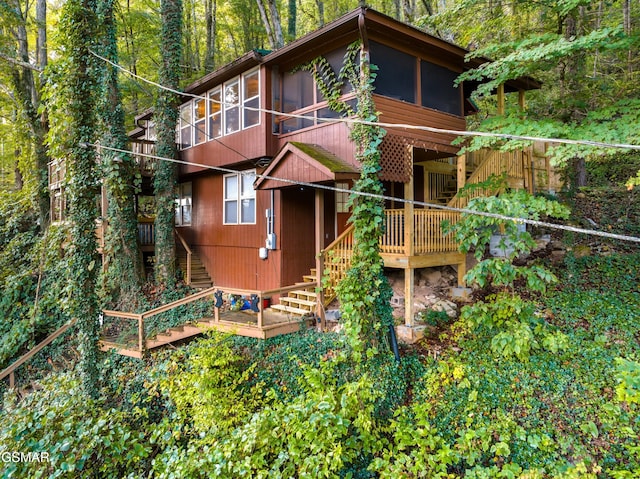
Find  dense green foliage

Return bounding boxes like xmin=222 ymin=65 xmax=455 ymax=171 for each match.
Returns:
xmin=2 ymin=253 xmax=639 ymax=477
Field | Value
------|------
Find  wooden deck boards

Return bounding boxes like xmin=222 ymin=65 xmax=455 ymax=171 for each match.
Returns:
xmin=99 ymin=308 xmax=315 ymax=357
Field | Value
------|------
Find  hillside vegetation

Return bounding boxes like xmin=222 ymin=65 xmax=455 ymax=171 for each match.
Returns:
xmin=1 ymin=187 xmax=639 ymax=479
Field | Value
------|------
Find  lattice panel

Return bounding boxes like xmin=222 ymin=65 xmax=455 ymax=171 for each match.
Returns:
xmin=379 ymin=135 xmax=412 ymax=182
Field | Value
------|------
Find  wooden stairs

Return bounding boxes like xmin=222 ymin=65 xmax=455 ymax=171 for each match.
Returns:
xmin=269 ymin=274 xmax=320 ymax=317
xmin=177 ymin=248 xmax=213 ymax=289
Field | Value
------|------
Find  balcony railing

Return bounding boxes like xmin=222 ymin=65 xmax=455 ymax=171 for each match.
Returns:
xmin=380 ymin=208 xmax=460 ymax=255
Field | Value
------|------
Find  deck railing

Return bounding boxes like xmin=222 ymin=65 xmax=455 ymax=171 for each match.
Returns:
xmin=380 ymin=209 xmax=460 ymax=255
xmin=101 ymin=283 xmax=315 ymax=356
xmin=449 ymin=150 xmax=526 ymax=209
xmin=0 ymin=320 xmax=76 ymax=388
xmin=137 ymin=218 xmax=155 ymax=246
xmin=102 ymin=287 xmax=217 ymax=357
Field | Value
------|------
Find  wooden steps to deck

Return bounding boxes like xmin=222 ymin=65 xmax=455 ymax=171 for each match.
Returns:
xmin=177 ymin=249 xmax=212 ymax=289
xmin=270 ymin=284 xmax=318 ymax=317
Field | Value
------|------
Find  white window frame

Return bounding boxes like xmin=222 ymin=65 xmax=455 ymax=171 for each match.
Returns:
xmin=207 ymin=87 xmax=222 ymax=140
xmin=179 ymin=103 xmax=192 ymax=150
xmin=223 ymin=170 xmax=256 ymax=225
xmin=193 ymin=97 xmax=207 ymax=145
xmin=242 ymin=69 xmax=261 ymax=129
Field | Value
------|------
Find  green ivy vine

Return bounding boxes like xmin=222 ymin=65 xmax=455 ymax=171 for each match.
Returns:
xmin=53 ymin=0 xmax=101 ymax=397
xmin=96 ymin=0 xmax=144 ymax=309
xmin=153 ymin=0 xmax=183 ymax=289
xmin=305 ymin=42 xmax=393 ymax=359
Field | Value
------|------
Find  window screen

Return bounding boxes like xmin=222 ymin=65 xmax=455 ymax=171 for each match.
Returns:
xmin=421 ymin=61 xmax=462 ymax=115
xmin=369 ymin=41 xmax=416 ymax=103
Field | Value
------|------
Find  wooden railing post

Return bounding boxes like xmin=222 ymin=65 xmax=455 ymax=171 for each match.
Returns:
xmin=257 ymin=292 xmax=263 ymax=329
xmin=138 ymin=314 xmax=145 ymax=356
xmin=315 ymin=189 xmax=325 ymax=328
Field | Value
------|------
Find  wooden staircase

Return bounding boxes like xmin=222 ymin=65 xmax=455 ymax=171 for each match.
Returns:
xmin=269 ymin=226 xmax=355 ymax=318
xmin=176 ymin=248 xmax=212 ymax=289
xmin=270 ymin=281 xmax=319 ymax=317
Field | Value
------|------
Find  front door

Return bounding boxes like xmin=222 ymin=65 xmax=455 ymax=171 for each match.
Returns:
xmin=335 ymin=181 xmax=352 ymax=237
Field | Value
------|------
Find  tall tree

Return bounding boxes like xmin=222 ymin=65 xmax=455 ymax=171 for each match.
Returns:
xmin=56 ymin=0 xmax=101 ymax=397
xmin=3 ymin=0 xmax=50 ymax=226
xmin=204 ymin=0 xmax=217 ymax=70
xmin=257 ymin=0 xmax=284 ymax=49
xmin=443 ymin=0 xmax=640 ymax=184
xmin=97 ymin=0 xmax=144 ymax=308
xmin=153 ymin=0 xmax=182 ymax=289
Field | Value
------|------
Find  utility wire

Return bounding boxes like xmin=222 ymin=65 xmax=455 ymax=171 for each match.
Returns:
xmin=90 ymin=50 xmax=640 ymax=152
xmin=84 ymin=142 xmax=640 ymax=245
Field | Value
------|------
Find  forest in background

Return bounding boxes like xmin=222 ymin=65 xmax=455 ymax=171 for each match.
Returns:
xmin=0 ymin=0 xmax=639 ymax=477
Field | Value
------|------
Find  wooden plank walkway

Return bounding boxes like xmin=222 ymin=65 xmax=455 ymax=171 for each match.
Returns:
xmin=99 ymin=309 xmax=315 ymax=358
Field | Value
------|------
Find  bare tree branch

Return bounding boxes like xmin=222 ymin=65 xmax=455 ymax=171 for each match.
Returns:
xmin=0 ymin=52 xmax=43 ymax=72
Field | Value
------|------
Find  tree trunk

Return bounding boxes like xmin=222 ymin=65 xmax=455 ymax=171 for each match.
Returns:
xmin=287 ymin=0 xmax=296 ymax=39
xmin=97 ymin=0 xmax=144 ymax=307
xmin=62 ymin=0 xmax=101 ymax=399
xmin=154 ymin=0 xmax=182 ymax=289
xmin=9 ymin=0 xmax=50 ymax=227
xmin=256 ymin=0 xmax=275 ymax=50
xmin=204 ymin=0 xmax=216 ymax=70
xmin=267 ymin=0 xmax=284 ymax=48
xmin=316 ymin=0 xmax=324 ymax=27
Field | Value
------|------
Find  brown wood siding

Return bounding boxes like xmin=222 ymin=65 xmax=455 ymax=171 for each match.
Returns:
xmin=374 ymin=94 xmax=464 ymax=154
xmin=279 ymin=187 xmax=316 ymax=286
xmin=180 ymin=124 xmax=269 ymax=175
xmin=187 ymin=173 xmax=281 ymax=290
xmin=276 ymin=122 xmax=357 ymax=167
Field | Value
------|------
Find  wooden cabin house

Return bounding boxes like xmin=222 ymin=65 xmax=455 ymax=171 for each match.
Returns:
xmin=99 ymin=7 xmax=559 ymax=352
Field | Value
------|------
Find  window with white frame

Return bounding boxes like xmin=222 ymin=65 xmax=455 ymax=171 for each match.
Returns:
xmin=223 ymin=170 xmax=256 ymax=225
xmin=175 ymin=182 xmax=192 ymax=226
xmin=194 ymin=98 xmax=207 ymax=145
xmin=179 ymin=104 xmax=192 ymax=149
xmin=178 ymin=68 xmax=260 ymax=149
xmin=208 ymin=87 xmax=222 ymax=139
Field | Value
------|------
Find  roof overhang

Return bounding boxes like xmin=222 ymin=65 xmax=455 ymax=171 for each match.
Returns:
xmin=183 ymin=50 xmax=264 ymax=96
xmin=255 ymin=142 xmax=359 ymax=190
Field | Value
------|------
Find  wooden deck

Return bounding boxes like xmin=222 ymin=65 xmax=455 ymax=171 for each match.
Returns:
xmin=99 ymin=287 xmax=316 ymax=358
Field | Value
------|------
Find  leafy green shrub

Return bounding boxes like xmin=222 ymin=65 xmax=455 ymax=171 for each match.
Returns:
xmin=152 ymin=360 xmax=383 ymax=479
xmin=0 ymin=372 xmax=152 ymax=478
xmin=446 ymin=185 xmax=569 ymax=361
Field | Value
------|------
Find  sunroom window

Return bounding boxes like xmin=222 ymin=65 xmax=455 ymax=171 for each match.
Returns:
xmin=178 ymin=68 xmax=260 ymax=149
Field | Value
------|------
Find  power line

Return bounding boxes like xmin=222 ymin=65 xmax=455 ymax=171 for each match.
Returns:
xmin=90 ymin=50 xmax=640 ymax=152
xmin=84 ymin=141 xmax=640 ymax=245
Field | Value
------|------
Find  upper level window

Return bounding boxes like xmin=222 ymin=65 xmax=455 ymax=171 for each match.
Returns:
xmin=421 ymin=61 xmax=461 ymax=115
xmin=243 ymin=70 xmax=260 ymax=128
xmin=178 ymin=68 xmax=260 ymax=150
xmin=224 ymin=79 xmax=240 ymax=134
xmin=194 ymin=98 xmax=207 ymax=145
xmin=277 ymin=45 xmax=355 ymax=134
xmin=208 ymin=87 xmax=222 ymax=139
xmin=369 ymin=41 xmax=416 ymax=103
xmin=223 ymin=170 xmax=256 ymax=225
xmin=180 ymin=104 xmax=192 ymax=149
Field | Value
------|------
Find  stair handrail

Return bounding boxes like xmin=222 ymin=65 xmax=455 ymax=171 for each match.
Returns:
xmin=448 ymin=149 xmax=523 ymax=209
xmin=102 ymin=286 xmax=217 ymax=355
xmin=174 ymin=228 xmax=192 ymax=285
xmin=319 ymin=224 xmax=355 ymax=304
xmin=0 ymin=319 xmax=77 ymax=389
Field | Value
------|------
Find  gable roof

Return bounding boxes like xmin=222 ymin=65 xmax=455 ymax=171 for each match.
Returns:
xmin=255 ymin=142 xmax=359 ymax=190
xmin=183 ymin=7 xmax=539 ymax=98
